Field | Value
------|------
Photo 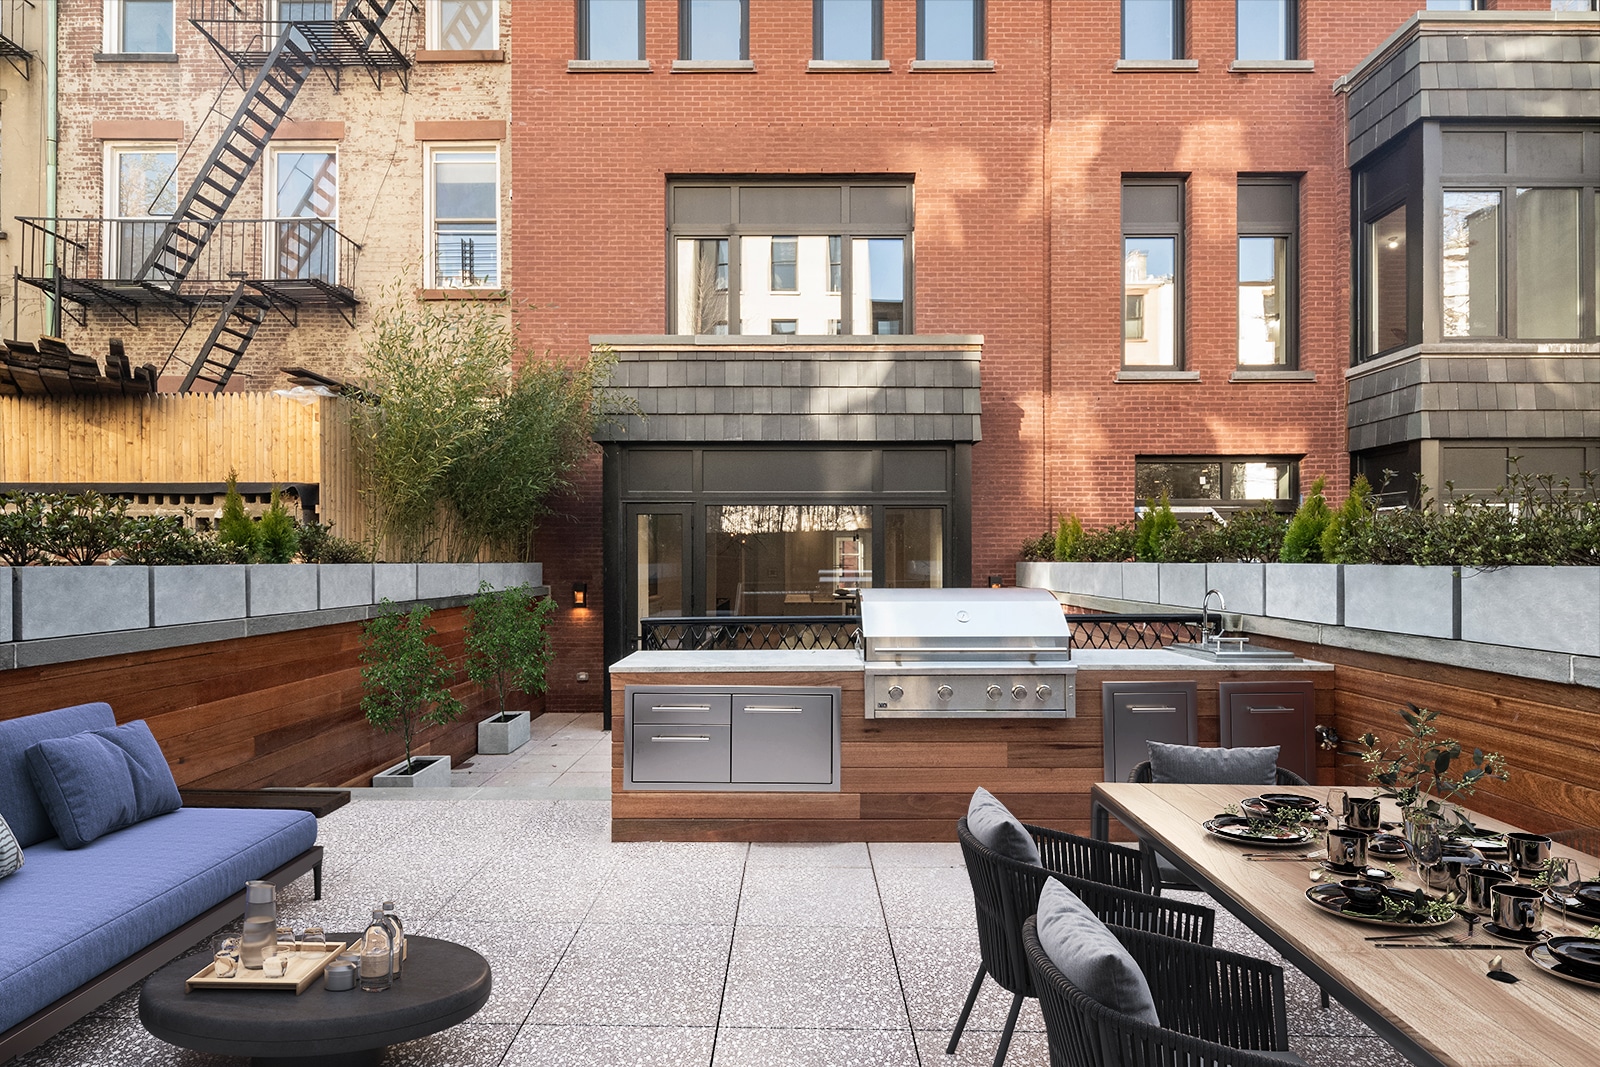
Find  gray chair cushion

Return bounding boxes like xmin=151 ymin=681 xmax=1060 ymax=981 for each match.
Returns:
xmin=967 ymin=787 xmax=1042 ymax=866
xmin=1035 ymin=879 xmax=1160 ymax=1025
xmin=1148 ymin=741 xmax=1280 ymax=785
xmin=0 ymin=702 xmax=117 ymax=847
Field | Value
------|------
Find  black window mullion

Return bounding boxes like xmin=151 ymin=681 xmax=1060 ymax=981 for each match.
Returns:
xmin=841 ymin=229 xmax=855 ymax=334
xmin=678 ymin=0 xmax=689 ymax=59
xmin=727 ymin=235 xmax=743 ymax=335
xmin=638 ymin=0 xmax=646 ymax=60
xmin=812 ymin=0 xmax=823 ymax=59
xmin=1174 ymin=0 xmax=1185 ymax=60
xmin=874 ymin=0 xmax=884 ymax=60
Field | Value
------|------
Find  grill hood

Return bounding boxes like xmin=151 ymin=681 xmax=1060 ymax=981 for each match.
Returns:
xmin=860 ymin=588 xmax=1071 ymax=663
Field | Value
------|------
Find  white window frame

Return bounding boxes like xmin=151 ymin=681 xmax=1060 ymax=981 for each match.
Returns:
xmin=103 ymin=141 xmax=178 ymax=279
xmin=103 ymin=0 xmax=176 ymax=54
xmin=266 ymin=143 xmax=340 ymax=283
xmin=427 ymin=0 xmax=499 ymax=50
xmin=424 ymin=143 xmax=502 ymax=289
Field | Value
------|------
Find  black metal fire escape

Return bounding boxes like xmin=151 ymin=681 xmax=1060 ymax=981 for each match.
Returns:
xmin=0 ymin=1 xmax=33 ymax=80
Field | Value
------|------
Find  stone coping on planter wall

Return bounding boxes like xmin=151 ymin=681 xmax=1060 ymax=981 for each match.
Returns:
xmin=1017 ymin=561 xmax=1600 ymax=692
xmin=0 ymin=562 xmax=547 ymax=671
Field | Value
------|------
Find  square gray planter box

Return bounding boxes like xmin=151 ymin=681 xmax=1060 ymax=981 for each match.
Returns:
xmin=1265 ymin=564 xmax=1342 ymax=625
xmin=373 ymin=563 xmax=417 ymax=604
xmin=248 ymin=564 xmax=319 ymax=617
xmin=1344 ymin=565 xmax=1458 ymax=640
xmin=0 ymin=567 xmax=11 ymax=642
xmin=153 ymin=565 xmax=246 ymax=627
xmin=478 ymin=710 xmax=532 ymax=754
xmin=372 ymin=754 xmax=453 ymax=788
xmin=18 ymin=566 xmax=150 ymax=640
xmin=1158 ymin=563 xmax=1208 ymax=608
xmin=1120 ymin=563 xmax=1160 ymax=605
xmin=478 ymin=563 xmax=541 ymax=592
xmin=1460 ymin=566 xmax=1600 ymax=656
xmin=1014 ymin=561 xmax=1121 ymax=599
xmin=319 ymin=564 xmax=374 ymax=609
xmin=417 ymin=563 xmax=480 ymax=600
xmin=1205 ymin=563 xmax=1266 ymax=616
xmin=1014 ymin=561 xmax=1052 ymax=591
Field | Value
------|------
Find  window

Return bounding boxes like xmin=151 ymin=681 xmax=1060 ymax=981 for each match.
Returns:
xmin=1552 ymin=1 xmax=1600 ymax=10
xmin=272 ymin=1 xmax=332 ymax=50
xmin=1122 ymin=179 xmax=1183 ymax=367
xmin=1366 ymin=204 xmax=1409 ymax=356
xmin=109 ymin=0 xmax=174 ymax=53
xmin=1237 ymin=178 xmax=1296 ymax=366
xmin=1237 ymin=0 xmax=1293 ymax=61
xmin=918 ymin=0 xmax=983 ymax=62
xmin=670 ymin=181 xmax=912 ymax=336
xmin=1441 ymin=190 xmax=1500 ymax=338
xmin=430 ymin=0 xmax=498 ymax=50
xmin=1424 ymin=0 xmax=1484 ymax=9
xmin=815 ymin=0 xmax=881 ymax=61
xmin=106 ymin=145 xmax=177 ymax=279
xmin=1515 ymin=187 xmax=1582 ymax=339
xmin=579 ymin=0 xmax=644 ymax=60
xmin=680 ymin=0 xmax=745 ymax=60
xmin=1123 ymin=0 xmax=1181 ymax=61
xmin=1135 ymin=457 xmax=1298 ymax=514
xmin=270 ymin=147 xmax=337 ymax=283
xmin=428 ymin=147 xmax=499 ymax=288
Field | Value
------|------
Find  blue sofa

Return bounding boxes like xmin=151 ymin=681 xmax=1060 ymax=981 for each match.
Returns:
xmin=0 ymin=703 xmax=323 ymax=1062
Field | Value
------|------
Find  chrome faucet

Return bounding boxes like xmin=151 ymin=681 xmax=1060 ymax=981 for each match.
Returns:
xmin=1200 ymin=588 xmax=1225 ymax=645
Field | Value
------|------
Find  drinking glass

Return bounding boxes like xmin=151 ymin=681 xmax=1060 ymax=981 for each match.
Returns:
xmin=210 ymin=935 xmax=240 ymax=979
xmin=276 ymin=925 xmax=298 ymax=955
xmin=1327 ymin=789 xmax=1349 ymax=829
xmin=302 ymin=924 xmax=327 ymax=954
xmin=1406 ymin=812 xmax=1446 ymax=880
xmin=1546 ymin=857 xmax=1584 ymax=901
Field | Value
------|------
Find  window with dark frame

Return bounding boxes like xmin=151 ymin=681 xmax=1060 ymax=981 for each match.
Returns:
xmin=1135 ymin=456 xmax=1299 ymax=514
xmin=1122 ymin=0 xmax=1181 ymax=61
xmin=815 ymin=0 xmax=882 ymax=61
xmin=1238 ymin=177 xmax=1297 ymax=367
xmin=770 ymin=237 xmax=798 ymax=292
xmin=578 ymin=0 xmax=645 ymax=61
xmin=1123 ymin=295 xmax=1145 ymax=340
xmin=1366 ymin=203 xmax=1410 ymax=357
xmin=679 ymin=0 xmax=747 ymax=60
xmin=1236 ymin=0 xmax=1294 ymax=62
xmin=918 ymin=0 xmax=983 ymax=62
xmin=1122 ymin=178 xmax=1184 ymax=367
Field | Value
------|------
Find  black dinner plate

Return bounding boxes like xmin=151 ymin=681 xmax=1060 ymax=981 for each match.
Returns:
xmin=1546 ymin=936 xmax=1600 ymax=976
xmin=1545 ymin=887 xmax=1600 ymax=921
xmin=1304 ymin=883 xmax=1455 ymax=928
xmin=1203 ymin=817 xmax=1316 ymax=848
xmin=1574 ymin=884 xmax=1600 ymax=910
xmin=1527 ymin=944 xmax=1600 ymax=990
xmin=1366 ymin=833 xmax=1409 ymax=857
xmin=1259 ymin=792 xmax=1322 ymax=810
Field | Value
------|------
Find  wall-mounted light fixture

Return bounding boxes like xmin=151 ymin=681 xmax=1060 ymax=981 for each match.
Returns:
xmin=987 ymin=575 xmax=1004 ymax=589
xmin=572 ymin=581 xmax=588 ymax=608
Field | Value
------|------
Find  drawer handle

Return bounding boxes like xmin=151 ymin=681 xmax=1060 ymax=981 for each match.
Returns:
xmin=1128 ymin=705 xmax=1177 ymax=713
xmin=743 ymin=706 xmax=804 ymax=714
xmin=651 ymin=705 xmax=713 ymax=712
xmin=1247 ymin=706 xmax=1296 ymax=714
xmin=650 ymin=735 xmax=712 ymax=743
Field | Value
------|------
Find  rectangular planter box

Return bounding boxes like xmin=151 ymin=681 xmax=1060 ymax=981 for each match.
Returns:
xmin=478 ymin=710 xmax=532 ymax=754
xmin=0 ymin=567 xmax=11 ymax=642
xmin=1120 ymin=563 xmax=1160 ymax=605
xmin=1264 ymin=564 xmax=1342 ymax=625
xmin=373 ymin=754 xmax=452 ymax=788
xmin=1460 ymin=566 xmax=1600 ymax=656
xmin=1205 ymin=563 xmax=1266 ymax=617
xmin=416 ymin=563 xmax=480 ymax=600
xmin=373 ymin=563 xmax=417 ymax=604
xmin=1016 ymin=561 xmax=1121 ymax=600
xmin=1157 ymin=563 xmax=1208 ymax=609
xmin=18 ymin=566 xmax=150 ymax=640
xmin=153 ymin=565 xmax=246 ymax=627
xmin=1343 ymin=565 xmax=1458 ymax=640
xmin=478 ymin=563 xmax=543 ymax=592
xmin=248 ymin=564 xmax=319 ymax=617
xmin=318 ymin=564 xmax=374 ymax=610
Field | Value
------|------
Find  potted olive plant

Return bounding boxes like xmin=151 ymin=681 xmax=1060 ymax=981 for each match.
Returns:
xmin=360 ymin=600 xmax=464 ymax=787
xmin=465 ymin=582 xmax=555 ymax=754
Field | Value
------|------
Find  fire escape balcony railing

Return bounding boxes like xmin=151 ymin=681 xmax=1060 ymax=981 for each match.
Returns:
xmin=190 ymin=0 xmax=417 ymax=89
xmin=0 ymin=0 xmax=33 ymax=78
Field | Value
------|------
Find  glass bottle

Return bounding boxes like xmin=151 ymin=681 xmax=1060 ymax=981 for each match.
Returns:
xmin=381 ymin=900 xmax=405 ymax=978
xmin=359 ymin=908 xmax=393 ymax=992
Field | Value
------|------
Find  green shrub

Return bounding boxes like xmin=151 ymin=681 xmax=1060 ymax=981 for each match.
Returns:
xmin=217 ymin=471 xmax=259 ymax=561
xmin=0 ymin=491 xmax=46 ymax=567
xmin=1053 ymin=514 xmax=1084 ymax=561
xmin=1019 ymin=531 xmax=1055 ymax=562
xmin=40 ymin=491 xmax=128 ymax=565
xmin=1133 ymin=494 xmax=1179 ymax=561
xmin=1320 ymin=474 xmax=1373 ymax=563
xmin=1079 ymin=522 xmax=1138 ymax=561
xmin=359 ymin=600 xmax=464 ymax=774
xmin=256 ymin=489 xmax=300 ymax=565
xmin=1279 ymin=477 xmax=1332 ymax=563
xmin=1214 ymin=505 xmax=1288 ymax=562
xmin=296 ymin=520 xmax=370 ymax=564
xmin=120 ymin=515 xmax=246 ymax=565
xmin=464 ymin=582 xmax=555 ymax=715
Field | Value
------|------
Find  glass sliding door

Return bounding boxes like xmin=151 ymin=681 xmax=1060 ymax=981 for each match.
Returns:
xmin=704 ymin=504 xmax=871 ymax=616
xmin=885 ymin=507 xmax=943 ymax=588
xmin=631 ymin=508 xmax=690 ymax=647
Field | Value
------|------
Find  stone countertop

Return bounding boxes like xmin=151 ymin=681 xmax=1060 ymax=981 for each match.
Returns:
xmin=609 ymin=648 xmax=1332 ymax=674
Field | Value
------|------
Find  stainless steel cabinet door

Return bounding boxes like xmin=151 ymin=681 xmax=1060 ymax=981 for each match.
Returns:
xmin=629 ymin=724 xmax=732 ymax=783
xmin=1101 ymin=681 xmax=1198 ymax=782
xmin=631 ymin=691 xmax=733 ymax=726
xmin=1219 ymin=680 xmax=1316 ymax=783
xmin=730 ymin=692 xmax=836 ymax=784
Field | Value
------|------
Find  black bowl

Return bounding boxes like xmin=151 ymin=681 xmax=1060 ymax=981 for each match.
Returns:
xmin=1340 ymin=880 xmax=1386 ymax=913
xmin=1547 ymin=937 xmax=1600 ymax=976
xmin=1260 ymin=792 xmax=1320 ymax=811
xmin=1367 ymin=833 xmax=1409 ymax=857
xmin=1573 ymin=883 xmax=1600 ymax=910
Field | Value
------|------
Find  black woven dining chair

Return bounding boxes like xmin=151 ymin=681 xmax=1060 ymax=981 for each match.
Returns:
xmin=951 ymin=816 xmax=1216 ymax=1067
xmin=1022 ymin=912 xmax=1306 ymax=1067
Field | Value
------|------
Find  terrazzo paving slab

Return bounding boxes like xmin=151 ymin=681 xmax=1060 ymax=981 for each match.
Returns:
xmin=413 ymin=920 xmax=580 ymax=1025
xmin=721 ymin=927 xmax=910 ymax=1030
xmin=890 ymin=925 xmax=1046 ymax=1033
xmin=530 ymin=923 xmax=734 ymax=1027
xmin=867 ymin=841 xmax=965 ymax=867
xmin=747 ymin=841 xmax=871 ymax=868
xmin=380 ymin=1023 xmax=520 ymax=1066
xmin=712 ymin=1026 xmax=920 ymax=1067
xmin=501 ymin=1025 xmax=716 ymax=1067
xmin=914 ymin=1026 xmax=1052 ymax=1066
xmin=736 ymin=866 xmax=886 ymax=929
xmin=874 ymin=864 xmax=979 ymax=930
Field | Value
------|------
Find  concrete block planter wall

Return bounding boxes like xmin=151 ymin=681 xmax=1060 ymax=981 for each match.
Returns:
xmin=478 ymin=710 xmax=531 ymax=754
xmin=1265 ymin=564 xmax=1342 ymax=625
xmin=1342 ymin=565 xmax=1459 ymax=640
xmin=18 ymin=566 xmax=150 ymax=640
xmin=478 ymin=562 xmax=544 ymax=592
xmin=247 ymin=564 xmax=319 ymax=617
xmin=1158 ymin=563 xmax=1208 ymax=608
xmin=416 ymin=563 xmax=479 ymax=600
xmin=153 ymin=565 xmax=246 ymax=627
xmin=318 ymin=564 xmax=374 ymax=610
xmin=372 ymin=754 xmax=453 ymax=788
xmin=1120 ymin=563 xmax=1160 ymax=605
xmin=1 ymin=567 xmax=11 ymax=641
xmin=373 ymin=563 xmax=417 ymax=603
xmin=1460 ymin=566 xmax=1600 ymax=656
xmin=1205 ymin=563 xmax=1265 ymax=616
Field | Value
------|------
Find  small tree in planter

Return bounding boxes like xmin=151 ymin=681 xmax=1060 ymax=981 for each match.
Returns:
xmin=359 ymin=600 xmax=464 ymax=779
xmin=464 ymin=582 xmax=555 ymax=754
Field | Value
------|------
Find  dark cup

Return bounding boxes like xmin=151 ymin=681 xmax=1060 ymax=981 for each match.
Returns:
xmin=1491 ymin=883 xmax=1545 ymax=936
xmin=1464 ymin=864 xmax=1513 ymax=915
xmin=1326 ymin=828 xmax=1368 ymax=871
xmin=1341 ymin=880 xmax=1386 ymax=912
xmin=1506 ymin=832 xmax=1552 ymax=875
xmin=1345 ymin=797 xmax=1382 ymax=832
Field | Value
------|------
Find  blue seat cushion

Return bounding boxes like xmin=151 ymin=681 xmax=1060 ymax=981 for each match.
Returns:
xmin=0 ymin=807 xmax=317 ymax=1032
xmin=0 ymin=703 xmax=117 ymax=848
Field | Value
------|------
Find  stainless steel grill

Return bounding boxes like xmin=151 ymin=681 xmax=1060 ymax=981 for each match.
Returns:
xmin=860 ymin=588 xmax=1076 ymax=719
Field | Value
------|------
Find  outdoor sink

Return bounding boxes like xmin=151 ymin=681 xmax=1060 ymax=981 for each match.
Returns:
xmin=1165 ymin=637 xmax=1298 ymax=663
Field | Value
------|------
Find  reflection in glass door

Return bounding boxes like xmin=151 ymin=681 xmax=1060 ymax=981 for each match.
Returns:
xmin=704 ymin=505 xmax=872 ymax=616
xmin=633 ymin=511 xmax=688 ymax=643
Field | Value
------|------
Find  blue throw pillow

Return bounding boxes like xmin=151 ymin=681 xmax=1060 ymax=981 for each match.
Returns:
xmin=92 ymin=720 xmax=182 ymax=821
xmin=967 ymin=787 xmax=1043 ymax=866
xmin=1147 ymin=741 xmax=1280 ymax=785
xmin=0 ymin=702 xmax=118 ymax=847
xmin=25 ymin=733 xmax=139 ymax=849
xmin=1035 ymin=879 xmax=1160 ymax=1025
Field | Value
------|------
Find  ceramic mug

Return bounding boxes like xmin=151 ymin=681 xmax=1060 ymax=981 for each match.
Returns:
xmin=1464 ymin=864 xmax=1513 ymax=915
xmin=1506 ymin=832 xmax=1552 ymax=875
xmin=1326 ymin=828 xmax=1368 ymax=871
xmin=1345 ymin=797 xmax=1383 ymax=832
xmin=1490 ymin=883 xmax=1545 ymax=937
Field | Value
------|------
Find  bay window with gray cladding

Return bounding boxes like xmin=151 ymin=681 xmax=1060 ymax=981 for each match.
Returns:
xmin=669 ymin=181 xmax=912 ymax=336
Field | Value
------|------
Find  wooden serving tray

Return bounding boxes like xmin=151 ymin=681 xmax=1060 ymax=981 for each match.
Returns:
xmin=185 ymin=941 xmax=348 ymax=994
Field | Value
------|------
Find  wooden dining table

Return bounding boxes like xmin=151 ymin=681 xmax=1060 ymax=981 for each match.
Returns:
xmin=1090 ymin=782 xmax=1600 ymax=1067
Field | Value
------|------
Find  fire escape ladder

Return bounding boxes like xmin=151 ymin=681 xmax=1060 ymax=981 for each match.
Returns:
xmin=179 ymin=279 xmax=270 ymax=393
xmin=339 ymin=0 xmax=403 ymax=53
xmin=134 ymin=27 xmax=313 ymax=288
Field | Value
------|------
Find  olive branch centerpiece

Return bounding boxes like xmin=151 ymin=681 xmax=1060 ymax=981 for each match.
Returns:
xmin=1354 ymin=702 xmax=1509 ymax=832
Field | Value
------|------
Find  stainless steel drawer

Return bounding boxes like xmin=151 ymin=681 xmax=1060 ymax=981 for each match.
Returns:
xmin=629 ymin=724 xmax=732 ymax=783
xmin=731 ymin=692 xmax=836 ymax=784
xmin=630 ymin=692 xmax=732 ymax=726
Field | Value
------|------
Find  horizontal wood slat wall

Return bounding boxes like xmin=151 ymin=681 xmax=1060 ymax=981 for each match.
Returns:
xmin=1256 ymin=635 xmax=1600 ymax=837
xmin=0 ymin=607 xmax=512 ymax=790
xmin=0 ymin=394 xmax=322 ymax=485
xmin=610 ymin=668 xmax=1336 ymax=842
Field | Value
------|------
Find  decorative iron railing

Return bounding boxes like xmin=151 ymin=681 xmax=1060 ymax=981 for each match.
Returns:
xmin=1066 ymin=613 xmax=1207 ymax=650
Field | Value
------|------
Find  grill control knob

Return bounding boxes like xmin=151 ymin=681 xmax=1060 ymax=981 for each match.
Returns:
xmin=987 ymin=684 xmax=1003 ymax=700
xmin=1036 ymin=684 xmax=1053 ymax=700
xmin=887 ymin=685 xmax=904 ymax=701
xmin=1011 ymin=684 xmax=1028 ymax=700
xmin=937 ymin=684 xmax=955 ymax=701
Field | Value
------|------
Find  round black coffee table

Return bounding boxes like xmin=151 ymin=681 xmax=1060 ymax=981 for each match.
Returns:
xmin=138 ymin=934 xmax=491 ymax=1067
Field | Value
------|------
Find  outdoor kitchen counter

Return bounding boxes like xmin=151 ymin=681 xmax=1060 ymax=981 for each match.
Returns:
xmin=1068 ymin=649 xmax=1334 ymax=671
xmin=610 ymin=648 xmax=1333 ymax=673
